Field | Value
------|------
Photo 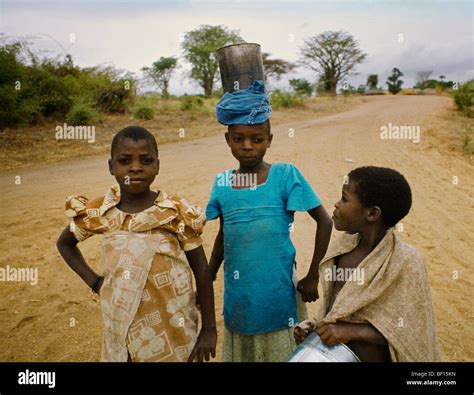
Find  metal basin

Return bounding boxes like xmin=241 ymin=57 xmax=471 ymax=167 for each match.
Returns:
xmin=289 ymin=331 xmax=361 ymax=362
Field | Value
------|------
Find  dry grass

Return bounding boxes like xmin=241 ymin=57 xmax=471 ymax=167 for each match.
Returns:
xmin=423 ymin=100 xmax=474 ymax=163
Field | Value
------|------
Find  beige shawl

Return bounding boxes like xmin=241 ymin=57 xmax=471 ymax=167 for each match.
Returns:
xmin=316 ymin=228 xmax=441 ymax=362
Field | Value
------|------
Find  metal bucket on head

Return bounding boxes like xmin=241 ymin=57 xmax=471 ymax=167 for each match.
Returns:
xmin=217 ymin=43 xmax=265 ymax=93
xmin=289 ymin=331 xmax=361 ymax=362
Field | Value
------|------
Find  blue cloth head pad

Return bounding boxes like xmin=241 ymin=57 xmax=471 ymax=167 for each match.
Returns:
xmin=216 ymin=80 xmax=272 ymax=126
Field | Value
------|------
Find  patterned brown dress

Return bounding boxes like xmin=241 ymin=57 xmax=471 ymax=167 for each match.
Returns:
xmin=65 ymin=185 xmax=205 ymax=362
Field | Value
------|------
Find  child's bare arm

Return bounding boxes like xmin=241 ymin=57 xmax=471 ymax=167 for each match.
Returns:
xmin=354 ymin=323 xmax=387 ymax=345
xmin=185 ymin=245 xmax=217 ymax=362
xmin=56 ymin=226 xmax=103 ymax=293
xmin=316 ymin=322 xmax=387 ymax=346
xmin=297 ymin=205 xmax=333 ymax=302
xmin=208 ymin=216 xmax=224 ymax=281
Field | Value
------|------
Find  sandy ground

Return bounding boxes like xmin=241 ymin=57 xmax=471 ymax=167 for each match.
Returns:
xmin=0 ymin=95 xmax=472 ymax=362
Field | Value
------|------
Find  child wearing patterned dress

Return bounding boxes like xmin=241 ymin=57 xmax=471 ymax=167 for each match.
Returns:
xmin=57 ymin=126 xmax=216 ymax=362
xmin=206 ymin=81 xmax=333 ymax=362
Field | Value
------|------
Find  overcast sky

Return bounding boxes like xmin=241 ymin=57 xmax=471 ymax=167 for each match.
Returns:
xmin=1 ymin=0 xmax=472 ymax=94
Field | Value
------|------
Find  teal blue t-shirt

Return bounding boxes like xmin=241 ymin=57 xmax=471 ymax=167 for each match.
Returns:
xmin=206 ymin=163 xmax=321 ymax=335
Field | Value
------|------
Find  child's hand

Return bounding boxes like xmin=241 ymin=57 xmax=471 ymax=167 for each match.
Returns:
xmin=316 ymin=322 xmax=354 ymax=346
xmin=93 ymin=276 xmax=104 ymax=296
xmin=187 ymin=327 xmax=217 ymax=362
xmin=293 ymin=319 xmax=316 ymax=345
xmin=297 ymin=275 xmax=319 ymax=302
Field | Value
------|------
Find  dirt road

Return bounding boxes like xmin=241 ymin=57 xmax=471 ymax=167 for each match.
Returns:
xmin=0 ymin=95 xmax=472 ymax=361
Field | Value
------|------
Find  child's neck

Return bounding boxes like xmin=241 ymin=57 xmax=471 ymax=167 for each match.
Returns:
xmin=117 ymin=188 xmax=159 ymax=214
xmin=357 ymin=223 xmax=389 ymax=253
xmin=237 ymin=160 xmax=269 ymax=175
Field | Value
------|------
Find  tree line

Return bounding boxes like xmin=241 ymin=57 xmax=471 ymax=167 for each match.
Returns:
xmin=1 ymin=26 xmax=471 ymax=128
xmin=144 ymin=25 xmax=463 ymax=98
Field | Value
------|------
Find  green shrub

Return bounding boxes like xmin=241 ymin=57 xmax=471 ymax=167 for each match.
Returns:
xmin=270 ymin=89 xmax=303 ymax=110
xmin=0 ymin=40 xmax=136 ymax=127
xmin=27 ymin=67 xmax=75 ymax=117
xmin=0 ymin=43 xmax=26 ymax=126
xmin=1 ymin=48 xmax=76 ymax=123
xmin=452 ymin=80 xmax=474 ymax=113
xmin=180 ymin=95 xmax=204 ymax=111
xmin=356 ymin=85 xmax=367 ymax=95
xmin=97 ymin=87 xmax=127 ymax=113
xmin=133 ymin=105 xmax=154 ymax=120
xmin=66 ymin=104 xmax=100 ymax=125
xmin=289 ymin=78 xmax=313 ymax=96
xmin=96 ymin=77 xmax=135 ymax=113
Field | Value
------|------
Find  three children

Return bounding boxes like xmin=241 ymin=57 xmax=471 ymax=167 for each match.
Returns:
xmin=57 ymin=82 xmax=440 ymax=363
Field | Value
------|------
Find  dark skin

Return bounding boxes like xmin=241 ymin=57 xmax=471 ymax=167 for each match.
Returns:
xmin=57 ymin=137 xmax=217 ymax=362
xmin=294 ymin=179 xmax=391 ymax=362
xmin=208 ymin=123 xmax=333 ymax=304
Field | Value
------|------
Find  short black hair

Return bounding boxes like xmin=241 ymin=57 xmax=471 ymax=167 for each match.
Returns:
xmin=348 ymin=166 xmax=412 ymax=228
xmin=111 ymin=126 xmax=158 ymax=157
xmin=228 ymin=119 xmax=271 ymax=134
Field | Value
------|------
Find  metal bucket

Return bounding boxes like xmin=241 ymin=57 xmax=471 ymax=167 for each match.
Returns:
xmin=217 ymin=43 xmax=265 ymax=93
xmin=289 ymin=331 xmax=360 ymax=362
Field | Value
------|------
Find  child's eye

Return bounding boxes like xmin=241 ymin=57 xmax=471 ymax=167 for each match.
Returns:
xmin=233 ymin=138 xmax=242 ymax=142
xmin=118 ymin=159 xmax=130 ymax=165
xmin=254 ymin=139 xmax=263 ymax=143
xmin=142 ymin=158 xmax=153 ymax=164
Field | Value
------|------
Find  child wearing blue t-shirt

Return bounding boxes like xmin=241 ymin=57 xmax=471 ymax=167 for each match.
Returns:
xmin=206 ymin=81 xmax=333 ymax=362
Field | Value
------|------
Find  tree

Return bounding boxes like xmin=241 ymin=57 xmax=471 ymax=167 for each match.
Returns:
xmin=315 ymin=76 xmax=329 ymax=95
xmin=181 ymin=25 xmax=242 ymax=97
xmin=438 ymin=75 xmax=446 ymax=89
xmin=367 ymin=74 xmax=378 ymax=89
xmin=387 ymin=68 xmax=404 ymax=94
xmin=262 ymin=52 xmax=295 ymax=80
xmin=142 ymin=56 xmax=177 ymax=99
xmin=299 ymin=31 xmax=367 ymax=95
xmin=289 ymin=78 xmax=313 ymax=96
xmin=422 ymin=79 xmax=440 ymax=89
xmin=316 ymin=74 xmax=333 ymax=94
xmin=415 ymin=70 xmax=433 ymax=89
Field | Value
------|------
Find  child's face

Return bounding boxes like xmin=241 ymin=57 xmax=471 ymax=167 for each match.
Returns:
xmin=225 ymin=123 xmax=272 ymax=168
xmin=332 ymin=180 xmax=371 ymax=233
xmin=108 ymin=138 xmax=159 ymax=194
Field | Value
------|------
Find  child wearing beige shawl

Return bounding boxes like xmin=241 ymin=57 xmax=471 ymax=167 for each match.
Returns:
xmin=294 ymin=166 xmax=440 ymax=362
